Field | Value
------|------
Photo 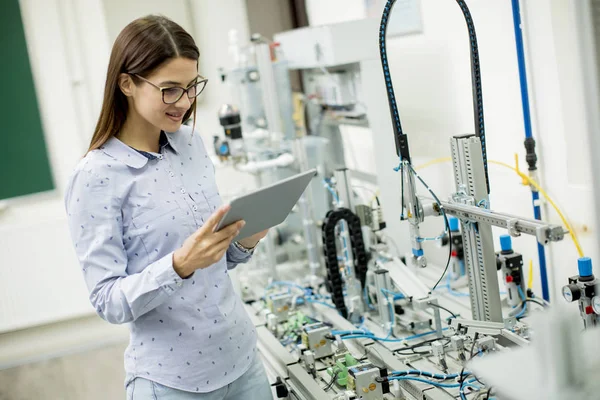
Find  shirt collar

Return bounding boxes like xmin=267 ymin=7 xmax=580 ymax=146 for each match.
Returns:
xmin=163 ymin=131 xmax=180 ymax=154
xmin=100 ymin=131 xmax=179 ymax=168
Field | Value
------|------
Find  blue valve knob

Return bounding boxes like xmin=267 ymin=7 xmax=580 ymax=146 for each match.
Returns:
xmin=219 ymin=143 xmax=229 ymax=155
xmin=499 ymin=235 xmax=512 ymax=252
xmin=578 ymin=257 xmax=593 ymax=278
xmin=448 ymin=217 xmax=460 ymax=232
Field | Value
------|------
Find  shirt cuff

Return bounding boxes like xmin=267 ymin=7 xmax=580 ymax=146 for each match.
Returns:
xmin=234 ymin=240 xmax=256 ymax=254
xmin=151 ymin=252 xmax=184 ymax=295
xmin=228 ymin=242 xmax=253 ymax=264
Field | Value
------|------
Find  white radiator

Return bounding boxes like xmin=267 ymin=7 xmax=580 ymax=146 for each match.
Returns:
xmin=0 ymin=198 xmax=92 ymax=333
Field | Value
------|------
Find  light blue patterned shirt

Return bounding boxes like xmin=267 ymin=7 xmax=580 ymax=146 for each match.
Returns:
xmin=64 ymin=125 xmax=258 ymax=393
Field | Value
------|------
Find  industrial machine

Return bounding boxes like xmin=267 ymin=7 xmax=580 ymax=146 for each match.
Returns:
xmin=210 ymin=0 xmax=593 ymax=399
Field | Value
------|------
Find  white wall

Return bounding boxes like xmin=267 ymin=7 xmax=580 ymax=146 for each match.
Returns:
xmin=305 ymin=0 xmax=597 ymax=300
xmin=0 ymin=0 xmax=111 ymax=333
xmin=520 ymin=0 xmax=597 ymax=298
xmin=102 ymin=0 xmax=195 ymax=44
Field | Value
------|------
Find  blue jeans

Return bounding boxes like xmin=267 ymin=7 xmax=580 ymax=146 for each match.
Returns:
xmin=126 ymin=353 xmax=272 ymax=399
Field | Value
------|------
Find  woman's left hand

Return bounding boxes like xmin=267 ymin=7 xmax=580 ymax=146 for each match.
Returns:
xmin=237 ymin=229 xmax=269 ymax=250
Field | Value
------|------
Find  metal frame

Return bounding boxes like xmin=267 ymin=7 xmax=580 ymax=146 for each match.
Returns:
xmin=451 ymin=135 xmax=503 ymax=322
xmin=440 ymin=202 xmax=565 ymax=244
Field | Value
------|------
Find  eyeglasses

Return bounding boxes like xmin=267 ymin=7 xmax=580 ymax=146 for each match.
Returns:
xmin=131 ymin=74 xmax=208 ymax=104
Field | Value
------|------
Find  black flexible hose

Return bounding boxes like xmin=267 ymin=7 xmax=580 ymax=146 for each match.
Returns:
xmin=378 ymin=0 xmax=490 ymax=192
xmin=322 ymin=208 xmax=369 ymax=319
xmin=455 ymin=0 xmax=490 ymax=193
xmin=378 ymin=0 xmax=411 ymax=162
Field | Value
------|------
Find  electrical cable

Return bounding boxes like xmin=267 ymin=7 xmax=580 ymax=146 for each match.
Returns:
xmin=363 ymin=285 xmax=376 ymax=311
xmin=400 ymin=162 xmax=406 ymax=220
xmin=517 ymin=285 xmax=526 ymax=302
xmin=514 ymin=286 xmax=528 ymax=318
xmin=392 ymin=337 xmax=451 ymax=355
xmin=323 ymin=179 xmax=340 ymax=204
xmin=330 ymin=328 xmax=448 ymax=343
xmin=441 ymin=273 xmax=470 ymax=297
xmin=352 ymin=185 xmax=379 ymax=205
xmin=528 ymin=259 xmax=534 ymax=290
xmin=523 ymin=298 xmax=547 ymax=308
xmin=323 ymin=370 xmax=339 ymax=391
xmin=475 ymin=388 xmax=494 ymax=400
xmin=493 ymin=156 xmax=584 ymax=257
xmin=403 ymin=163 xmax=452 ymax=291
xmin=380 ymin=288 xmax=405 ymax=299
xmin=428 ymin=302 xmax=458 ymax=320
xmin=515 ymin=301 xmax=527 ymax=319
xmin=390 ymin=369 xmax=471 ymax=380
xmin=459 ymin=332 xmax=479 ymax=400
xmin=386 ymin=376 xmax=461 ymax=388
xmin=431 ymin=220 xmax=451 ymax=292
xmin=305 ymin=298 xmax=338 ymax=310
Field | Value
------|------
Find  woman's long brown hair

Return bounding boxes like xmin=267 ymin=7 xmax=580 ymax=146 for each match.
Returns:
xmin=88 ymin=15 xmax=199 ymax=153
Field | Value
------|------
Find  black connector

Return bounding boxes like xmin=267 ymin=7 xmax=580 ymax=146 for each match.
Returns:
xmin=397 ymin=133 xmax=411 ymax=163
xmin=394 ymin=304 xmax=405 ymax=315
xmin=584 ymin=284 xmax=596 ymax=298
xmin=579 ymin=274 xmax=596 ymax=283
xmin=380 ymin=367 xmax=390 ymax=393
xmin=524 ymin=137 xmax=537 ymax=171
xmin=272 ymin=377 xmax=289 ymax=398
xmin=441 ymin=233 xmax=450 ymax=247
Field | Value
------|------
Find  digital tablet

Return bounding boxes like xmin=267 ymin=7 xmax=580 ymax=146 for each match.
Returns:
xmin=215 ymin=169 xmax=318 ymax=241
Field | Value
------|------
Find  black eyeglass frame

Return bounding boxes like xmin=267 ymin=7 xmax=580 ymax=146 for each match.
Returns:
xmin=130 ymin=73 xmax=208 ymax=104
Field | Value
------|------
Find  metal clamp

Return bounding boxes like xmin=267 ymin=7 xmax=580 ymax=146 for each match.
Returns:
xmin=507 ymin=218 xmax=521 ymax=237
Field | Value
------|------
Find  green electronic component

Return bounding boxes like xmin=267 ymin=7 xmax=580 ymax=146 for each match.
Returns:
xmin=327 ymin=353 xmax=358 ymax=387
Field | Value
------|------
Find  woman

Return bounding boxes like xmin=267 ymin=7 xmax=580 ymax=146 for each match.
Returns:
xmin=64 ymin=15 xmax=271 ymax=399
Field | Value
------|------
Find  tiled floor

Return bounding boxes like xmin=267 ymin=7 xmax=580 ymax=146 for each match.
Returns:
xmin=0 ymin=342 xmax=128 ymax=400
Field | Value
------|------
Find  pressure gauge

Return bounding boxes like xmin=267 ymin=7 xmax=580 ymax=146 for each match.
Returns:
xmin=592 ymin=296 xmax=600 ymax=314
xmin=562 ymin=284 xmax=581 ymax=303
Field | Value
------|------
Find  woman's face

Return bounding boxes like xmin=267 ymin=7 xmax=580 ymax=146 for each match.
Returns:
xmin=130 ymin=57 xmax=199 ymax=133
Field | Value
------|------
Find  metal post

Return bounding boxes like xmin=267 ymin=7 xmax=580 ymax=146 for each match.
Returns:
xmin=451 ymin=135 xmax=503 ymax=322
xmin=333 ymin=168 xmax=354 ymax=211
xmin=292 ymin=138 xmax=322 ymax=280
xmin=254 ymin=171 xmax=278 ymax=279
xmin=255 ymin=42 xmax=283 ymax=147
xmin=374 ymin=268 xmax=392 ymax=333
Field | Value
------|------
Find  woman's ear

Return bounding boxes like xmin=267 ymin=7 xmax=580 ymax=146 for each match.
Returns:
xmin=118 ymin=73 xmax=134 ymax=97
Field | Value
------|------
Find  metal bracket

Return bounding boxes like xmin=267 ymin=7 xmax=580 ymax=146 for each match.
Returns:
xmin=441 ymin=201 xmax=565 ymax=244
xmin=507 ymin=218 xmax=521 ymax=237
xmin=504 ymin=316 xmax=518 ymax=330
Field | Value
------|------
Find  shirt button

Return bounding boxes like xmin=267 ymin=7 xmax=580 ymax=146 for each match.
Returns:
xmin=158 ymin=155 xmax=164 ymax=160
xmin=169 ymin=172 xmax=175 ymax=177
xmin=181 ymin=188 xmax=186 ymax=194
xmin=193 ymin=205 xmax=198 ymax=212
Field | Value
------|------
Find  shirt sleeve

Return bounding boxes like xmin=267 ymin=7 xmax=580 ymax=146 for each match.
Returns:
xmin=65 ymin=167 xmax=184 ymax=324
xmin=225 ymin=242 xmax=253 ymax=270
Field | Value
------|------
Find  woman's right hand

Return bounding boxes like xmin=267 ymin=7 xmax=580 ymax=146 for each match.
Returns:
xmin=173 ymin=205 xmax=245 ymax=278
